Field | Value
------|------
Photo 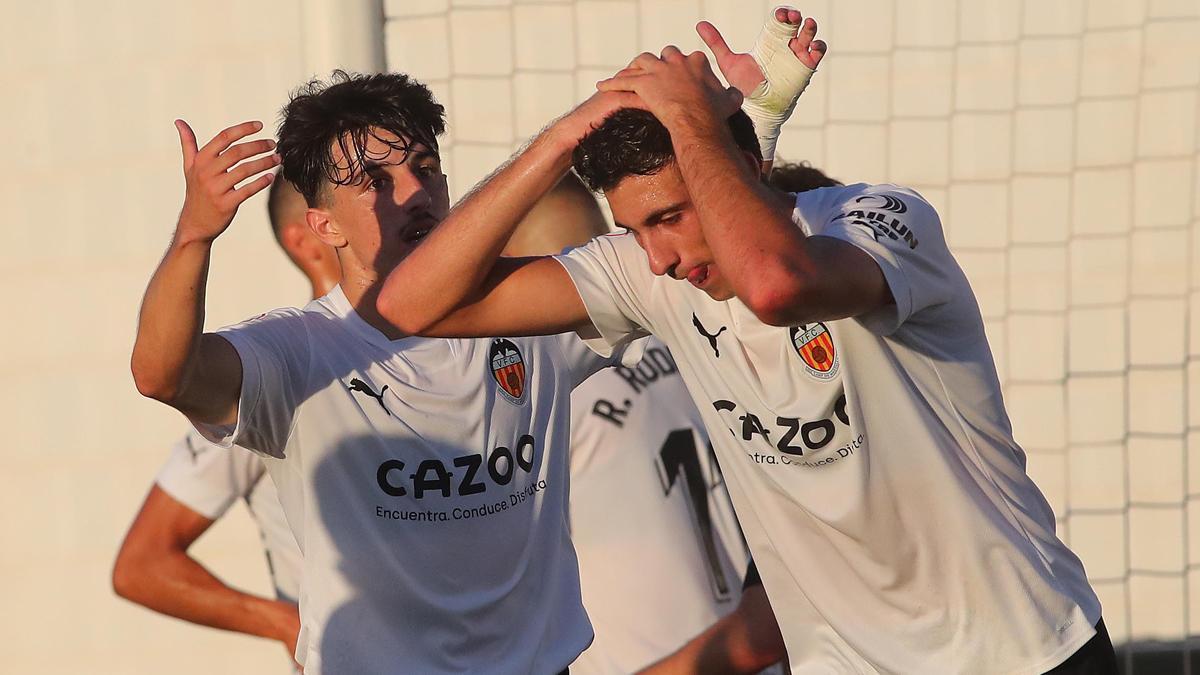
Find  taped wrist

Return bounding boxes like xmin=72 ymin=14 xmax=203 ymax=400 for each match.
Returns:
xmin=742 ymin=9 xmax=816 ymax=160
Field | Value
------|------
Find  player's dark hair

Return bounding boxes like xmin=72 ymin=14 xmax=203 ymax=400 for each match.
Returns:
xmin=277 ymin=70 xmax=446 ymax=206
xmin=767 ymin=161 xmax=842 ymax=193
xmin=572 ymin=108 xmax=761 ymax=193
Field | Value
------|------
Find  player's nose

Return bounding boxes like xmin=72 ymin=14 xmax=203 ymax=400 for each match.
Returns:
xmin=393 ymin=168 xmax=432 ymax=211
xmin=644 ymin=239 xmax=681 ymax=278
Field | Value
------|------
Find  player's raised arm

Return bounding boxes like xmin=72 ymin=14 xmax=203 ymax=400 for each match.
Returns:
xmin=130 ymin=120 xmax=279 ymax=423
xmin=376 ymin=91 xmax=647 ymax=338
xmin=697 ymin=7 xmax=826 ymax=172
xmin=597 ymin=29 xmax=888 ymax=327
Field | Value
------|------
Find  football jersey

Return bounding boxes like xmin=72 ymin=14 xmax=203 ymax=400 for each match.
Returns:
xmin=155 ymin=430 xmax=301 ymax=603
xmin=193 ymin=285 xmax=624 ymax=675
xmin=568 ymin=339 xmax=748 ymax=675
xmin=555 ymin=183 xmax=1102 ymax=674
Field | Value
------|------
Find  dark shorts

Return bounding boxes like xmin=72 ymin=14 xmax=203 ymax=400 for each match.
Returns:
xmin=1044 ymin=619 xmax=1118 ymax=675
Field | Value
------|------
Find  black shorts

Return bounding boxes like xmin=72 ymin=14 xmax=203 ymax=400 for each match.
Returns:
xmin=1043 ymin=619 xmax=1118 ymax=675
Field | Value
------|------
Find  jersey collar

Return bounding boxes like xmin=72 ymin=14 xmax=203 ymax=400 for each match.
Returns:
xmin=322 ymin=285 xmax=443 ymax=353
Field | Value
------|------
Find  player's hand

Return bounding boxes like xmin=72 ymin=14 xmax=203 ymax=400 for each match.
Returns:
xmin=595 ymin=48 xmax=743 ymax=128
xmin=553 ymin=89 xmax=646 ymax=146
xmin=267 ymin=600 xmax=303 ymax=670
xmin=696 ymin=7 xmax=826 ymax=98
xmin=174 ymin=119 xmax=279 ymax=244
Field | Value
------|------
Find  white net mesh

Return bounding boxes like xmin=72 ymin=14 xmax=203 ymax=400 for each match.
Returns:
xmin=383 ymin=1 xmax=1200 ymax=670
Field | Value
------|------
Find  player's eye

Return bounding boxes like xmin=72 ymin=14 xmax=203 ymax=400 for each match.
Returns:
xmin=366 ymin=174 xmax=391 ymax=191
xmin=660 ymin=212 xmax=682 ymax=225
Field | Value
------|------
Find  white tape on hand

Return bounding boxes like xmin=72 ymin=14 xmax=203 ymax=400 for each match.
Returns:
xmin=742 ymin=8 xmax=816 ymax=160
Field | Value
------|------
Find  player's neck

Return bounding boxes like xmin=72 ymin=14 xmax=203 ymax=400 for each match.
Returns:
xmin=339 ymin=273 xmax=408 ymax=340
xmin=308 ymin=275 xmax=338 ymax=301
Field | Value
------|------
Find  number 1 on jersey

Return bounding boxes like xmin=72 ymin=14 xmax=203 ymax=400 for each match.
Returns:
xmin=657 ymin=428 xmax=735 ymax=602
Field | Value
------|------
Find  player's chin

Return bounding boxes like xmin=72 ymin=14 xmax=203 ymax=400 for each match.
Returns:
xmin=703 ymin=282 xmax=736 ymax=302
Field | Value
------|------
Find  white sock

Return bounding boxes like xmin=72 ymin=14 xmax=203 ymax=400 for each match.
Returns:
xmin=742 ymin=8 xmax=816 ymax=161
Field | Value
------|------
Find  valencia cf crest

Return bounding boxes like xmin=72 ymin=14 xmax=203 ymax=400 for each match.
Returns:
xmin=789 ymin=323 xmax=840 ymax=381
xmin=489 ymin=338 xmax=528 ymax=404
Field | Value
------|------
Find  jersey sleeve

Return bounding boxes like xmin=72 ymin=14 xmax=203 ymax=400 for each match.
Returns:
xmin=553 ymin=233 xmax=654 ymax=357
xmin=552 ymin=333 xmax=649 ymax=389
xmin=190 ymin=308 xmax=310 ymax=459
xmin=812 ymin=186 xmax=958 ymax=335
xmin=155 ymin=429 xmax=266 ymax=520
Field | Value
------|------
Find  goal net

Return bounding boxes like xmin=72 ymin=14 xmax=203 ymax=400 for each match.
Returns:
xmin=383 ymin=1 xmax=1200 ymax=670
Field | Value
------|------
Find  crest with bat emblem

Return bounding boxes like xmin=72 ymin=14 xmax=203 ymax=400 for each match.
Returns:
xmin=489 ymin=338 xmax=528 ymax=404
xmin=789 ymin=322 xmax=840 ymax=381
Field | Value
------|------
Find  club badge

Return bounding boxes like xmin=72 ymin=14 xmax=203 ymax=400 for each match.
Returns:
xmin=789 ymin=323 xmax=840 ymax=381
xmin=489 ymin=338 xmax=528 ymax=404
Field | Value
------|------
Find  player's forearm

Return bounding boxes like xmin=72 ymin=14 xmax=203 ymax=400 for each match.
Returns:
xmin=113 ymin=548 xmax=295 ymax=644
xmin=379 ymin=126 xmax=576 ymax=334
xmin=638 ymin=615 xmax=770 ymax=675
xmin=669 ymin=114 xmax=816 ymax=324
xmin=131 ymin=234 xmax=214 ymax=403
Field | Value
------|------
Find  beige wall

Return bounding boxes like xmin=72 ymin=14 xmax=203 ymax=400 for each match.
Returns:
xmin=0 ymin=1 xmax=379 ymax=672
xmin=384 ymin=0 xmax=1200 ymax=662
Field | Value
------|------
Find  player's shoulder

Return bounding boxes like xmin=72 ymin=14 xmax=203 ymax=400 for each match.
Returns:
xmin=159 ymin=429 xmax=266 ymax=501
xmin=221 ymin=305 xmax=309 ymax=334
xmin=575 ymin=230 xmax=644 ymax=260
xmin=797 ymin=182 xmax=940 ymax=236
xmin=176 ymin=427 xmax=266 ymax=465
xmin=225 ymin=288 xmax=358 ymax=339
xmin=171 ymin=427 xmax=226 ymax=461
xmin=846 ymin=183 xmax=934 ymax=211
xmin=559 ymin=230 xmax=658 ymax=294
xmin=792 ymin=182 xmax=930 ymax=211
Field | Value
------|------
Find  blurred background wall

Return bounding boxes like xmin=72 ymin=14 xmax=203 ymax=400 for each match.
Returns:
xmin=0 ymin=0 xmax=1196 ymax=672
xmin=0 ymin=1 xmax=381 ymax=672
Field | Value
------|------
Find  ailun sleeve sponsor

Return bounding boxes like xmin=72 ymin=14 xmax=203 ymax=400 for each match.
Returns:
xmin=815 ymin=186 xmax=960 ymax=335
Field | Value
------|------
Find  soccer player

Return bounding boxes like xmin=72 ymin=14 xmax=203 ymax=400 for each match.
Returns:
xmin=130 ymin=72 xmax=643 ymax=673
xmin=638 ymin=162 xmax=845 ymax=675
xmin=113 ymin=179 xmax=336 ymax=668
xmin=375 ymin=12 xmax=1118 ymax=675
xmin=504 ymin=174 xmax=750 ymax=674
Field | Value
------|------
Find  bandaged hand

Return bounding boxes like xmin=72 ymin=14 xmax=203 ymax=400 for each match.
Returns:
xmin=697 ymin=7 xmax=827 ymax=161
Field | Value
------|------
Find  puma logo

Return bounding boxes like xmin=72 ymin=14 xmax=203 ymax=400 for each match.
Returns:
xmin=692 ymin=313 xmax=727 ymax=358
xmin=347 ymin=378 xmax=392 ymax=417
xmin=184 ymin=436 xmax=208 ymax=464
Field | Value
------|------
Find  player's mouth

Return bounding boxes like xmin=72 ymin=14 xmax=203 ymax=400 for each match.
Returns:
xmin=686 ymin=265 xmax=710 ymax=288
xmin=401 ymin=214 xmax=440 ymax=243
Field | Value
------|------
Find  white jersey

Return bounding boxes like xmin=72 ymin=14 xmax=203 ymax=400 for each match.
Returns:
xmin=156 ymin=430 xmax=301 ymax=603
xmin=194 ymin=286 xmax=623 ymax=675
xmin=556 ymin=184 xmax=1102 ymax=674
xmin=568 ymin=339 xmax=748 ymax=675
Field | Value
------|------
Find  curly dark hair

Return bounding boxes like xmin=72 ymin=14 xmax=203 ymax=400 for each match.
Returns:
xmin=572 ymin=108 xmax=762 ymax=193
xmin=276 ymin=70 xmax=446 ymax=206
xmin=767 ymin=161 xmax=842 ymax=193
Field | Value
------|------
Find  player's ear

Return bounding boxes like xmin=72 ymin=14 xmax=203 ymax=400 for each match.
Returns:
xmin=279 ymin=223 xmax=308 ymax=260
xmin=306 ymin=207 xmax=348 ymax=248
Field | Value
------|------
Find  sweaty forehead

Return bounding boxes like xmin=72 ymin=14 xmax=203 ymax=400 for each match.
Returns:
xmin=607 ymin=165 xmax=689 ymax=227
